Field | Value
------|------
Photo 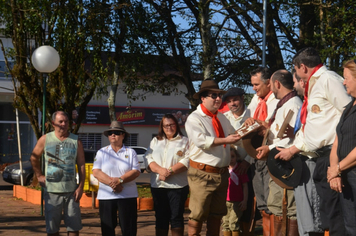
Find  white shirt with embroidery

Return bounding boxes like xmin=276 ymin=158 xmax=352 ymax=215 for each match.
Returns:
xmin=294 ymin=66 xmax=351 ymax=153
xmin=93 ymin=145 xmax=139 ymax=200
xmin=144 ymin=134 xmax=189 ymax=188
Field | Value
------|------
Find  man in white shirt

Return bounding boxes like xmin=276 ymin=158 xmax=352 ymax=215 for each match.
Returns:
xmin=245 ymin=67 xmax=279 ymax=235
xmin=185 ymin=79 xmax=241 ymax=236
xmin=255 ymin=69 xmax=302 ymax=235
xmin=275 ymin=47 xmax=350 ymax=236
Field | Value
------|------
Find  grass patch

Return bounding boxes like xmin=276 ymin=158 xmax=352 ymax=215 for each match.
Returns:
xmin=137 ymin=184 xmax=152 ymax=198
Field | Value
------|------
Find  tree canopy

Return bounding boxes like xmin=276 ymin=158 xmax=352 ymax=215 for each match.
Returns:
xmin=1 ymin=0 xmax=356 ymax=131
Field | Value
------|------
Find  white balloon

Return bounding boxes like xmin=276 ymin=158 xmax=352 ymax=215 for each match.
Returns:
xmin=31 ymin=46 xmax=60 ymax=73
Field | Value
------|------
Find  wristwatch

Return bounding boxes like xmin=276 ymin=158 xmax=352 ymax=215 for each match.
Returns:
xmin=119 ymin=178 xmax=124 ymax=184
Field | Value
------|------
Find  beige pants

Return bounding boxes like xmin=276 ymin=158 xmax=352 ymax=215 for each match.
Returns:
xmin=267 ymin=179 xmax=297 ymax=219
xmin=187 ymin=167 xmax=229 ymax=221
xmin=222 ymin=201 xmax=243 ymax=231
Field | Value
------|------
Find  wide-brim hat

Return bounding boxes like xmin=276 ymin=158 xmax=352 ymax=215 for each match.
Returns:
xmin=193 ymin=79 xmax=226 ymax=99
xmin=241 ymin=131 xmax=264 ymax=159
xmin=267 ymin=148 xmax=302 ymax=190
xmin=222 ymin=87 xmax=245 ymax=102
xmin=103 ymin=121 xmax=129 ymax=137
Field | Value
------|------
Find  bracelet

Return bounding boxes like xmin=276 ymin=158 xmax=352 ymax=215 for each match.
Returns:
xmin=168 ymin=167 xmax=174 ymax=175
xmin=337 ymin=164 xmax=342 ymax=177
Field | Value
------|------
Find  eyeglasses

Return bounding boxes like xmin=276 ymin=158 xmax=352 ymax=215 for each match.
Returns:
xmin=107 ymin=131 xmax=124 ymax=136
xmin=206 ymin=93 xmax=223 ymax=99
xmin=163 ymin=124 xmax=176 ymax=129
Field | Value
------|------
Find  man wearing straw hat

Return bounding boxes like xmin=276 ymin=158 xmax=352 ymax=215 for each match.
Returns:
xmin=185 ymin=79 xmax=241 ymax=236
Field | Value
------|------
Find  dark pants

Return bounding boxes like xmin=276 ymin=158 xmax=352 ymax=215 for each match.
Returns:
xmin=340 ymin=167 xmax=356 ymax=236
xmin=151 ymin=185 xmax=189 ymax=229
xmin=313 ymin=147 xmax=345 ymax=236
xmin=99 ymin=198 xmax=137 ymax=236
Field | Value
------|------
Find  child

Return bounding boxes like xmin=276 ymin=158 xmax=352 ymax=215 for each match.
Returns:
xmin=222 ymin=145 xmax=249 ymax=236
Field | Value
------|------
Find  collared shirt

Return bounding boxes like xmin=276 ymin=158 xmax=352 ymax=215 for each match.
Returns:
xmin=224 ymin=106 xmax=250 ymax=129
xmin=294 ymin=66 xmax=350 ymax=153
xmin=93 ymin=144 xmax=139 ymax=200
xmin=267 ymin=96 xmax=302 ymax=150
xmin=224 ymin=107 xmax=253 ymax=163
xmin=246 ymin=93 xmax=279 ymax=123
xmin=144 ymin=134 xmax=189 ymax=188
xmin=185 ymin=104 xmax=236 ymax=167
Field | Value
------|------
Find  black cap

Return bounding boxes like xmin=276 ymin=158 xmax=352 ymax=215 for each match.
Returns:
xmin=222 ymin=87 xmax=245 ymax=102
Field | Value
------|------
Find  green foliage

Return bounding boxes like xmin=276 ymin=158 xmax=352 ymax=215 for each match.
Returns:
xmin=137 ymin=184 xmax=152 ymax=198
xmin=0 ymin=0 xmax=109 ymax=139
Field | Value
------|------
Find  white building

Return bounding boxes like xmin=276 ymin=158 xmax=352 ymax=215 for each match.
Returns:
xmin=0 ymin=37 xmax=190 ymax=163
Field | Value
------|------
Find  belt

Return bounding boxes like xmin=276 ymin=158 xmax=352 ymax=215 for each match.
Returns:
xmin=189 ymin=160 xmax=228 ymax=174
xmin=300 ymin=145 xmax=332 ymax=159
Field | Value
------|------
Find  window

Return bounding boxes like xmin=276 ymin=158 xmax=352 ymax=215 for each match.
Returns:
xmin=78 ymin=133 xmax=102 ymax=151
xmin=125 ymin=133 xmax=138 ymax=146
xmin=0 ymin=61 xmax=13 ymax=79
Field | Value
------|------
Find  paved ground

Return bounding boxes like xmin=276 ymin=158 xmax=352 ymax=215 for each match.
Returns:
xmin=0 ymin=189 xmax=263 ymax=235
xmin=0 ymin=172 xmax=262 ymax=236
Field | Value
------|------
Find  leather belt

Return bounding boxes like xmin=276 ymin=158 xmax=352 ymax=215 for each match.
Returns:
xmin=190 ymin=160 xmax=228 ymax=174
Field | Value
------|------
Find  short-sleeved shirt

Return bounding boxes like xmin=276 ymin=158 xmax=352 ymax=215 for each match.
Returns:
xmin=227 ymin=162 xmax=249 ymax=202
xmin=93 ymin=145 xmax=140 ymax=200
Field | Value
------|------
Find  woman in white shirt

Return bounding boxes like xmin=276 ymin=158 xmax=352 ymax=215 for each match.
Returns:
xmin=93 ymin=121 xmax=140 ymax=236
xmin=144 ymin=114 xmax=190 ymax=236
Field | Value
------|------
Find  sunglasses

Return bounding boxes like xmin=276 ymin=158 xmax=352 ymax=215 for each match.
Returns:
xmin=163 ymin=124 xmax=176 ymax=129
xmin=107 ymin=131 xmax=124 ymax=136
xmin=206 ymin=93 xmax=223 ymax=99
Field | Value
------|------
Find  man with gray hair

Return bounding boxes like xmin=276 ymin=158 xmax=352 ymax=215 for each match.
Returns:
xmin=31 ymin=111 xmax=85 ymax=236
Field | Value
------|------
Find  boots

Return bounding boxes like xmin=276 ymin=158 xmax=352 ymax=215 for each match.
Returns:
xmin=273 ymin=216 xmax=283 ymax=236
xmin=272 ymin=215 xmax=299 ymax=236
xmin=261 ymin=210 xmax=271 ymax=236
xmin=206 ymin=216 xmax=222 ymax=236
xmin=155 ymin=228 xmax=169 ymax=236
xmin=223 ymin=231 xmax=232 ymax=236
xmin=188 ymin=220 xmax=203 ymax=236
xmin=287 ymin=219 xmax=298 ymax=236
xmin=270 ymin=213 xmax=275 ymax=236
xmin=171 ymin=227 xmax=184 ymax=236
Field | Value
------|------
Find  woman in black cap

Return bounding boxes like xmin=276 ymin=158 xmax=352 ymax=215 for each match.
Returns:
xmin=92 ymin=121 xmax=140 ymax=236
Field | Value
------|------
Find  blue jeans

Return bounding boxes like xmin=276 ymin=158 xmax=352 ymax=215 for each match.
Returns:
xmin=151 ymin=186 xmax=189 ymax=229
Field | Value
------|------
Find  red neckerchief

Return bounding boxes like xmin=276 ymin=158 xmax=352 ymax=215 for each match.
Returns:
xmin=268 ymin=90 xmax=298 ymax=126
xmin=253 ymin=90 xmax=273 ymax=121
xmin=300 ymin=64 xmax=323 ymax=129
xmin=201 ymin=104 xmax=226 ymax=146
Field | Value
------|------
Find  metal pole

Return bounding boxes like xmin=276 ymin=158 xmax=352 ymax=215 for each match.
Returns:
xmin=15 ymin=108 xmax=23 ymax=186
xmin=40 ymin=75 xmax=47 ymax=216
xmin=262 ymin=0 xmax=267 ymax=67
